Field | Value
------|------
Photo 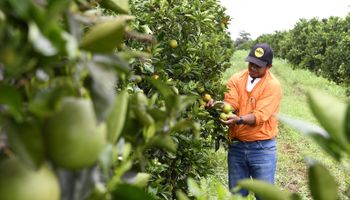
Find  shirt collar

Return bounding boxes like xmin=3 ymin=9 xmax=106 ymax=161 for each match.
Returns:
xmin=248 ymin=75 xmax=261 ymax=83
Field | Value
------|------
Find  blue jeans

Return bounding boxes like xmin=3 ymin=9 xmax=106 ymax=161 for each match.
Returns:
xmin=228 ymin=138 xmax=277 ymax=199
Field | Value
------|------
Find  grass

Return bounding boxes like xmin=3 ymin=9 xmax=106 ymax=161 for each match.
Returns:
xmin=207 ymin=50 xmax=350 ymax=200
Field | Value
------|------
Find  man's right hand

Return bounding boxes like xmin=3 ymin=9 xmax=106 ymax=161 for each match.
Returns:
xmin=205 ymin=99 xmax=215 ymax=109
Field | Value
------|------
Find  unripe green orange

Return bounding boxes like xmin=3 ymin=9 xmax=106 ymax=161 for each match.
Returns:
xmin=45 ymin=98 xmax=106 ymax=170
xmin=169 ymin=39 xmax=178 ymax=48
xmin=227 ymin=112 xmax=234 ymax=119
xmin=220 ymin=113 xmax=227 ymax=121
xmin=197 ymin=86 xmax=205 ymax=93
xmin=134 ymin=75 xmax=142 ymax=83
xmin=0 ymin=158 xmax=60 ymax=200
xmin=203 ymin=93 xmax=212 ymax=102
xmin=152 ymin=74 xmax=159 ymax=80
xmin=222 ymin=104 xmax=233 ymax=113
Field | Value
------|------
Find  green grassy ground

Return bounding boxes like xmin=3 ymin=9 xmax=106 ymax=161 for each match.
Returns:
xmin=208 ymin=50 xmax=350 ymax=199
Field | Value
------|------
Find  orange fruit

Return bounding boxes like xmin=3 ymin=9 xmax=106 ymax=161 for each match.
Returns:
xmin=169 ymin=39 xmax=178 ymax=48
xmin=203 ymin=94 xmax=212 ymax=102
xmin=45 ymin=98 xmax=106 ymax=170
xmin=0 ymin=158 xmax=60 ymax=200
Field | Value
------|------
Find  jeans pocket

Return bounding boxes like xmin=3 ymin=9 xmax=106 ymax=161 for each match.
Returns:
xmin=256 ymin=140 xmax=276 ymax=151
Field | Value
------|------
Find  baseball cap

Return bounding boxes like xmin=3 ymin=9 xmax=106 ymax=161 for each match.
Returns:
xmin=245 ymin=43 xmax=273 ymax=67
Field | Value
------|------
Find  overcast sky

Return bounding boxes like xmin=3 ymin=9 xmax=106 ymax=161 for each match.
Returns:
xmin=219 ymin=0 xmax=350 ymax=40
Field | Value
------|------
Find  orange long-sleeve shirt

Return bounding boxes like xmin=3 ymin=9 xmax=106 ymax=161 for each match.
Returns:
xmin=224 ymin=69 xmax=282 ymax=141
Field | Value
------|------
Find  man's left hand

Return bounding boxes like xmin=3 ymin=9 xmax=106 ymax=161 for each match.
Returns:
xmin=220 ymin=114 xmax=239 ymax=125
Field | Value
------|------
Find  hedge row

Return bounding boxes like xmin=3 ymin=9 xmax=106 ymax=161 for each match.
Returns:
xmin=255 ymin=14 xmax=350 ymax=93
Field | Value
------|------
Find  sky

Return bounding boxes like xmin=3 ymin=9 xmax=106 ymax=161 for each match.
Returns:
xmin=219 ymin=0 xmax=350 ymax=40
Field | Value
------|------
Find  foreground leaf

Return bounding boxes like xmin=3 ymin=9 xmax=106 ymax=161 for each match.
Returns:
xmin=176 ymin=190 xmax=190 ymax=200
xmin=307 ymin=90 xmax=348 ymax=150
xmin=87 ymin=62 xmax=117 ymax=122
xmin=147 ymin=134 xmax=177 ymax=153
xmin=278 ymin=115 xmax=343 ymax=160
xmin=28 ymin=22 xmax=57 ymax=56
xmin=0 ymin=84 xmax=22 ymax=121
xmin=111 ymin=184 xmax=156 ymax=200
xmin=308 ymin=162 xmax=338 ymax=200
xmin=107 ymin=90 xmax=129 ymax=143
xmin=345 ymin=103 xmax=350 ymax=143
xmin=100 ymin=0 xmax=130 ymax=14
xmin=5 ymin=120 xmax=44 ymax=169
xmin=238 ymin=179 xmax=295 ymax=200
xmin=80 ymin=16 xmax=134 ymax=53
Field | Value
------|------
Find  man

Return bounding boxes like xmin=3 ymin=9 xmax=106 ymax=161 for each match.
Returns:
xmin=207 ymin=43 xmax=282 ymax=199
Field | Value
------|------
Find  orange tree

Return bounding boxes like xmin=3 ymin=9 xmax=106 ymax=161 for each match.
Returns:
xmin=0 ymin=0 xmax=211 ymax=200
xmin=126 ymin=0 xmax=234 ymax=198
xmin=255 ymin=15 xmax=350 ymax=95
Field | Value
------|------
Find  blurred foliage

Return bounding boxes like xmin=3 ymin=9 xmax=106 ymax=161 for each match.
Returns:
xmin=0 ymin=0 xmax=234 ymax=200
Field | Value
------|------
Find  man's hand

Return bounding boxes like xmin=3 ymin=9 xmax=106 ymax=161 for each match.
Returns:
xmin=220 ymin=113 xmax=239 ymax=126
xmin=205 ymin=98 xmax=215 ymax=109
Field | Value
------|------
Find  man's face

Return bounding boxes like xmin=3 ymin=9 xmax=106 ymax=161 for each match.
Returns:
xmin=248 ymin=62 xmax=270 ymax=78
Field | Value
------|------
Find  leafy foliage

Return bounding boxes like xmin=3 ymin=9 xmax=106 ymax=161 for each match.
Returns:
xmin=0 ymin=0 xmax=234 ymax=199
xmin=126 ymin=0 xmax=234 ymax=198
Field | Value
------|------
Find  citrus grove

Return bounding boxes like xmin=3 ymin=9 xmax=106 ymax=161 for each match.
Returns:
xmin=0 ymin=0 xmax=234 ymax=199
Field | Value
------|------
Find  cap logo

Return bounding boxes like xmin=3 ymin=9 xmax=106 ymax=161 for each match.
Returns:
xmin=254 ymin=47 xmax=264 ymax=58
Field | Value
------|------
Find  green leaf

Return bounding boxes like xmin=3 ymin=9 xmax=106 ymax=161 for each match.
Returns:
xmin=216 ymin=182 xmax=230 ymax=200
xmin=0 ymin=84 xmax=22 ymax=121
xmin=177 ymin=95 xmax=196 ymax=113
xmin=107 ymin=90 xmax=129 ymax=143
xmin=132 ymin=173 xmax=150 ymax=188
xmin=307 ymin=90 xmax=348 ymax=150
xmin=123 ymin=171 xmax=150 ymax=188
xmin=111 ymin=184 xmax=156 ymax=200
xmin=345 ymin=103 xmax=350 ymax=143
xmin=87 ymin=62 xmax=117 ymax=122
xmin=134 ymin=109 xmax=154 ymax=127
xmin=28 ymin=82 xmax=76 ymax=118
xmin=143 ymin=123 xmax=156 ymax=141
xmin=100 ymin=0 xmax=130 ymax=14
xmin=93 ymin=54 xmax=130 ymax=74
xmin=98 ymin=143 xmax=114 ymax=177
xmin=238 ymin=179 xmax=293 ymax=200
xmin=308 ymin=162 xmax=338 ymax=200
xmin=47 ymin=0 xmax=71 ymax=25
xmin=79 ymin=16 xmax=134 ymax=53
xmin=8 ymin=0 xmax=31 ymax=19
xmin=148 ymin=134 xmax=177 ymax=153
xmin=28 ymin=22 xmax=57 ymax=56
xmin=0 ymin=9 xmax=5 ymax=33
xmin=187 ymin=178 xmax=202 ymax=197
xmin=176 ymin=190 xmax=190 ymax=200
xmin=278 ymin=115 xmax=343 ymax=160
xmin=149 ymin=78 xmax=173 ymax=99
xmin=169 ymin=119 xmax=195 ymax=133
xmin=5 ymin=120 xmax=44 ymax=169
xmin=117 ymin=50 xmax=151 ymax=62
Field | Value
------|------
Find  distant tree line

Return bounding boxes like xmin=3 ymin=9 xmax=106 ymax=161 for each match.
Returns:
xmin=236 ymin=15 xmax=350 ymax=94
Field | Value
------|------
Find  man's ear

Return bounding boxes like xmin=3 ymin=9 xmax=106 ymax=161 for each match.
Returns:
xmin=267 ymin=64 xmax=272 ymax=68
